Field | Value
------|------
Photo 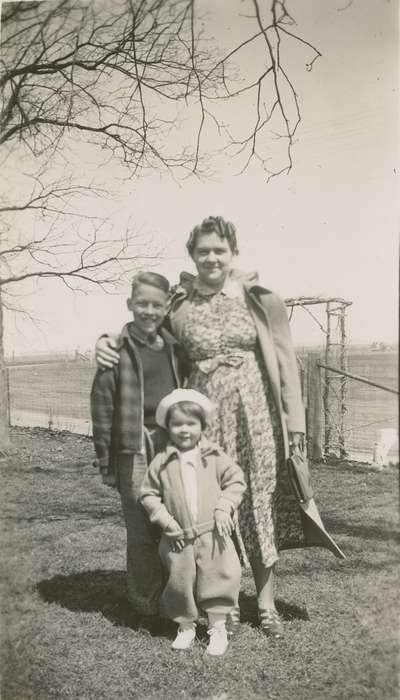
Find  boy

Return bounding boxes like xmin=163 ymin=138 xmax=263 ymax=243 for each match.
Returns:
xmin=91 ymin=272 xmax=186 ymax=621
xmin=140 ymin=388 xmax=246 ymax=656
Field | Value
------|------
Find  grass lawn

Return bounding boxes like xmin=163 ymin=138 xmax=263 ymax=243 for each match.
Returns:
xmin=1 ymin=428 xmax=398 ymax=700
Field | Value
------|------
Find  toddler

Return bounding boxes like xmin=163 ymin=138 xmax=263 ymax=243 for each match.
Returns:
xmin=140 ymin=388 xmax=246 ymax=656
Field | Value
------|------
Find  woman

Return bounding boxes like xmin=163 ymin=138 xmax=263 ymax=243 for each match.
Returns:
xmin=96 ymin=217 xmax=343 ymax=637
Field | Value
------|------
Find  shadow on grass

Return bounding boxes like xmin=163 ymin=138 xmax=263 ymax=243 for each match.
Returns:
xmin=37 ymin=569 xmax=172 ymax=636
xmin=36 ymin=569 xmax=309 ymax=636
xmin=323 ymin=518 xmax=399 ymax=543
xmin=238 ymin=591 xmax=310 ymax=626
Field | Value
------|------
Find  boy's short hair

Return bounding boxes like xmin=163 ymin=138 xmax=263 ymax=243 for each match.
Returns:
xmin=130 ymin=271 xmax=170 ymax=297
xmin=166 ymin=401 xmax=207 ymax=430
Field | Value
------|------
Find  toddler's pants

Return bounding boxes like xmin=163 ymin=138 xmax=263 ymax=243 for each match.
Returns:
xmin=159 ymin=530 xmax=241 ymax=625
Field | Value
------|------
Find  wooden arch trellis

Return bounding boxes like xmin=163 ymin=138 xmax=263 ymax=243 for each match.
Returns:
xmin=284 ymin=296 xmax=353 ymax=459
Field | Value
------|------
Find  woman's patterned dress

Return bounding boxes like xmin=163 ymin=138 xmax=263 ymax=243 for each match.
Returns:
xmin=181 ymin=288 xmax=303 ymax=567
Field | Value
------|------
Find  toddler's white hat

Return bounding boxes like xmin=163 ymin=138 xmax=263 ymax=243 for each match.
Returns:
xmin=155 ymin=388 xmax=214 ymax=429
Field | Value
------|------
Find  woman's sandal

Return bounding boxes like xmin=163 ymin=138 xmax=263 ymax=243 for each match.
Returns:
xmin=227 ymin=606 xmax=241 ymax=636
xmin=259 ymin=608 xmax=283 ymax=638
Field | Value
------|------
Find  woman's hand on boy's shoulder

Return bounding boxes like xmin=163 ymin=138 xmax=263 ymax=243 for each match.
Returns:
xmin=95 ymin=334 xmax=120 ymax=369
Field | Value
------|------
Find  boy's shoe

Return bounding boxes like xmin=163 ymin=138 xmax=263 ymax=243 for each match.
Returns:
xmin=171 ymin=624 xmax=196 ymax=650
xmin=197 ymin=608 xmax=208 ymax=626
xmin=206 ymin=621 xmax=229 ymax=657
xmin=136 ymin=614 xmax=163 ymax=636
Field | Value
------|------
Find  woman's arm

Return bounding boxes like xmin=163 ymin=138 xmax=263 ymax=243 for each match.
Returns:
xmin=95 ymin=334 xmax=120 ymax=368
xmin=261 ymin=291 xmax=306 ymax=434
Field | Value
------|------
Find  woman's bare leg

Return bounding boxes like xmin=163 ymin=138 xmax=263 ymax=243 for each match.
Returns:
xmin=250 ymin=559 xmax=275 ymax=609
xmin=251 ymin=559 xmax=283 ymax=636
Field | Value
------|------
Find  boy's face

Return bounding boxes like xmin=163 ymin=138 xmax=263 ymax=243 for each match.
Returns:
xmin=168 ymin=408 xmax=202 ymax=451
xmin=127 ymin=283 xmax=168 ymax=337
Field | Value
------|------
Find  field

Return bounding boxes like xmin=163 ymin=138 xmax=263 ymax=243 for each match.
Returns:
xmin=1 ymin=427 xmax=398 ymax=699
xmin=344 ymin=352 xmax=397 ymax=458
xmin=7 ymin=350 xmax=398 ymax=460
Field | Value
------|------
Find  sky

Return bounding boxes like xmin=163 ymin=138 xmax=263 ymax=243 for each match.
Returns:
xmin=2 ymin=0 xmax=398 ymax=355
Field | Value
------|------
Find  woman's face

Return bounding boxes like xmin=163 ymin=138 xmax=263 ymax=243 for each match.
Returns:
xmin=127 ymin=283 xmax=168 ymax=337
xmin=191 ymin=232 xmax=233 ymax=287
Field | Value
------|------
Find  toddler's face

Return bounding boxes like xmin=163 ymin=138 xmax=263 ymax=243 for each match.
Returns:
xmin=168 ymin=408 xmax=202 ymax=451
xmin=127 ymin=283 xmax=168 ymax=337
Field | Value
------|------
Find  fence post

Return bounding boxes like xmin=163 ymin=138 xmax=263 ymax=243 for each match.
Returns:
xmin=306 ymin=353 xmax=324 ymax=460
xmin=6 ymin=367 xmax=10 ymax=426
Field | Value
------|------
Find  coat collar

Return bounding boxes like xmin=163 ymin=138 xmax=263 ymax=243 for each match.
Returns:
xmin=162 ymin=436 xmax=222 ymax=462
xmin=120 ymin=322 xmax=178 ymax=348
xmin=174 ymin=269 xmax=271 ymax=301
xmin=193 ymin=275 xmax=243 ymax=298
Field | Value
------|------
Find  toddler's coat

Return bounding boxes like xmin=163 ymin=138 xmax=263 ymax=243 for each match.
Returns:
xmin=140 ymin=438 xmax=246 ymax=624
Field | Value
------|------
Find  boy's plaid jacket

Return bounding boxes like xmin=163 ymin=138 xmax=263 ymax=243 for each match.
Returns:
xmin=90 ymin=323 xmax=186 ymax=474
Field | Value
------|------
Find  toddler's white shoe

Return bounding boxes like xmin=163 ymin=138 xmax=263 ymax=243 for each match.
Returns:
xmin=171 ymin=624 xmax=196 ymax=650
xmin=206 ymin=621 xmax=229 ymax=657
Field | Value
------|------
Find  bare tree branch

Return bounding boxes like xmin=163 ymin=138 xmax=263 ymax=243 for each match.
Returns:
xmin=1 ymin=0 xmax=320 ymax=179
xmin=0 ymin=177 xmax=161 ymax=300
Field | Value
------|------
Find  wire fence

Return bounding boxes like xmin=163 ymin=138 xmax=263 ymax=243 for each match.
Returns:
xmin=7 ymin=356 xmax=95 ymax=436
xmin=324 ymin=352 xmax=397 ymax=462
xmin=6 ymin=350 xmax=399 ymax=464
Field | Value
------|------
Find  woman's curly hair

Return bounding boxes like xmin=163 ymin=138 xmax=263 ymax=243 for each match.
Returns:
xmin=186 ymin=216 xmax=239 ymax=258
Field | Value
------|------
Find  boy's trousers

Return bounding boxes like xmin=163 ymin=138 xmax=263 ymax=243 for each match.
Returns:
xmin=118 ymin=453 xmax=164 ymax=615
xmin=159 ymin=530 xmax=241 ymax=625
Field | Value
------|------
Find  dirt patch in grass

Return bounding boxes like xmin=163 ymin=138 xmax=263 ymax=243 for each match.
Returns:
xmin=1 ymin=427 xmax=398 ymax=700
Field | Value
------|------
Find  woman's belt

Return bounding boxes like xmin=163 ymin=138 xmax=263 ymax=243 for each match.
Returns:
xmin=195 ymin=350 xmax=253 ymax=375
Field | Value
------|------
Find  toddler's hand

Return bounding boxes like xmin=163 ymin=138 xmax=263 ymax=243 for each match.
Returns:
xmin=215 ymin=510 xmax=233 ymax=540
xmin=165 ymin=520 xmax=185 ymax=551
